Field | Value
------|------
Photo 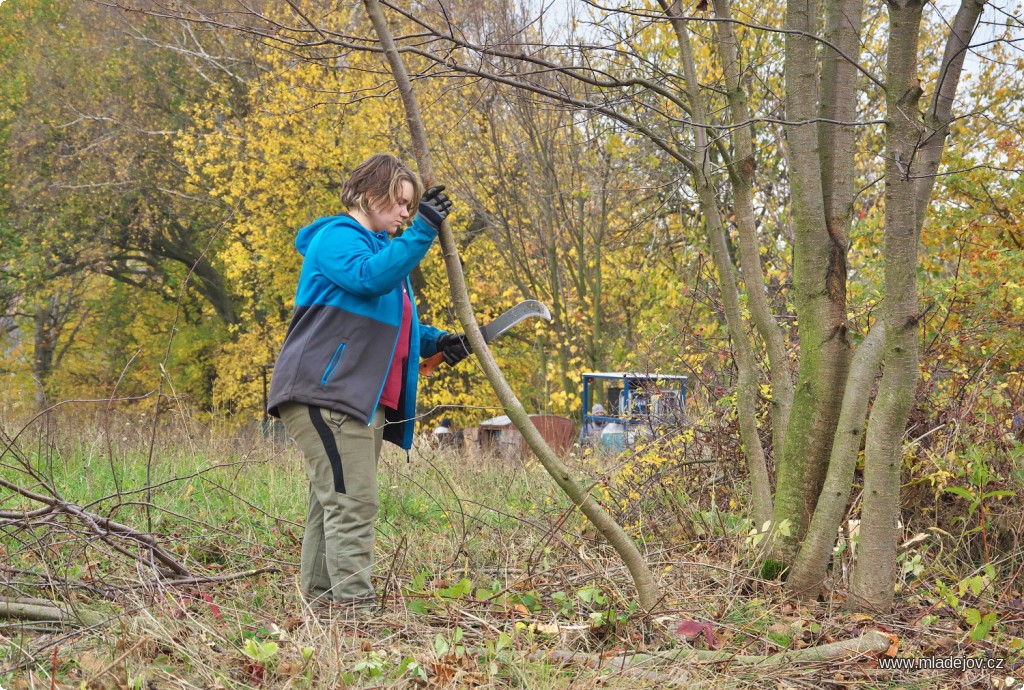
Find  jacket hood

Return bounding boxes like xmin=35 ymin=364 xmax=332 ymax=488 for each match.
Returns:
xmin=295 ymin=214 xmax=386 ymax=256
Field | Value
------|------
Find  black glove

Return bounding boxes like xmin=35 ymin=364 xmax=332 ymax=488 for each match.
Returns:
xmin=418 ymin=185 xmax=453 ymax=228
xmin=437 ymin=333 xmax=472 ymax=366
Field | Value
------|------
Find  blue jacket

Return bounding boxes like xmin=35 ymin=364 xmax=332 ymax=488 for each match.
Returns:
xmin=267 ymin=213 xmax=445 ymax=449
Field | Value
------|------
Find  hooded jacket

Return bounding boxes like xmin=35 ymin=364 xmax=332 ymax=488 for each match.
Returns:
xmin=267 ymin=213 xmax=445 ymax=449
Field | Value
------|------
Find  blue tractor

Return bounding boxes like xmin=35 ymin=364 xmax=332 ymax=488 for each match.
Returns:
xmin=580 ymin=372 xmax=688 ymax=450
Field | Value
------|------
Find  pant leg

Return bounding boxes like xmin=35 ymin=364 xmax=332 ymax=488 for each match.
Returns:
xmin=281 ymin=403 xmax=331 ymax=600
xmin=300 ymin=481 xmax=331 ymax=599
xmin=280 ymin=402 xmax=384 ymax=603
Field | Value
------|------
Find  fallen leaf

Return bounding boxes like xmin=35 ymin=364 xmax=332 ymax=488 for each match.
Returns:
xmin=704 ymin=624 xmax=720 ymax=650
xmin=674 ymin=619 xmax=719 ymax=650
xmin=431 ymin=662 xmax=457 ymax=684
xmin=277 ymin=661 xmax=302 ymax=676
xmin=675 ymin=620 xmax=704 ymax=637
xmin=200 ymin=592 xmax=223 ymax=621
xmin=245 ymin=661 xmax=266 ymax=685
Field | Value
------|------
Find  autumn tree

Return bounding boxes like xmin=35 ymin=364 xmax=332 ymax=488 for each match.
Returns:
xmin=347 ymin=0 xmax=1014 ymax=610
xmin=45 ymin=0 xmax=1021 ymax=611
xmin=0 ymin=0 xmax=251 ymax=407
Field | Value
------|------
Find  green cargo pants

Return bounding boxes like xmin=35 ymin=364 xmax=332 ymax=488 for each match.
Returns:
xmin=279 ymin=402 xmax=384 ymax=605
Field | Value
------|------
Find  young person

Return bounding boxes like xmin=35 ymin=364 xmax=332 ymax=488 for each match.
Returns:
xmin=267 ymin=154 xmax=471 ymax=608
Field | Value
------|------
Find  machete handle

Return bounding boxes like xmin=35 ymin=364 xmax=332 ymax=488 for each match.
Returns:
xmin=419 ymin=351 xmax=446 ymax=377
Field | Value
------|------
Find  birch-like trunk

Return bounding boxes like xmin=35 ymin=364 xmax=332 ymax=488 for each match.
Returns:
xmin=847 ymin=0 xmax=925 ymax=611
xmin=660 ymin=1 xmax=774 ymax=527
xmin=772 ymin=0 xmax=854 ymax=562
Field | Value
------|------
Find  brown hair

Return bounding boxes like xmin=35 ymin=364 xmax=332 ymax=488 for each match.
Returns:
xmin=340 ymin=154 xmax=424 ymax=216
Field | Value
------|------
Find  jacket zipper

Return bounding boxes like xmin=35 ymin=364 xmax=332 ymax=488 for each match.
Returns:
xmin=320 ymin=342 xmax=347 ymax=385
xmin=369 ymin=282 xmax=406 ymax=421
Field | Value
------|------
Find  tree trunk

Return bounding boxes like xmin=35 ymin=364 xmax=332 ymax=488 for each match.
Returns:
xmin=661 ymin=3 xmax=774 ymax=527
xmin=710 ymin=0 xmax=794 ymax=465
xmin=152 ymin=222 xmax=238 ymax=325
xmin=784 ymin=323 xmax=886 ymax=596
xmin=914 ymin=0 xmax=988 ymax=227
xmin=772 ymin=0 xmax=853 ymax=561
xmin=849 ymin=0 xmax=926 ymax=611
xmin=362 ymin=0 xmax=663 ymax=610
xmin=32 ymin=304 xmax=55 ymax=409
xmin=779 ymin=0 xmax=868 ymax=596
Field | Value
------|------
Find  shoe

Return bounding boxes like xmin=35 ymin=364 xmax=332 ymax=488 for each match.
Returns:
xmin=307 ymin=597 xmax=379 ymax=620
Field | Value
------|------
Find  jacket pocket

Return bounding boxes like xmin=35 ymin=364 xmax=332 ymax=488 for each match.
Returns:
xmin=320 ymin=342 xmax=347 ymax=386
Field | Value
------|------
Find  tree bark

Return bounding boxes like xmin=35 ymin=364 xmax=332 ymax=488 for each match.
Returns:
xmin=772 ymin=0 xmax=853 ymax=561
xmin=914 ymin=0 xmax=988 ymax=228
xmin=0 ymin=597 xmax=105 ymax=627
xmin=784 ymin=323 xmax=886 ymax=596
xmin=531 ymin=628 xmax=892 ymax=667
xmin=710 ymin=0 xmax=794 ymax=466
xmin=33 ymin=304 xmax=55 ymax=409
xmin=660 ymin=1 xmax=774 ymax=527
xmin=849 ymin=0 xmax=926 ymax=611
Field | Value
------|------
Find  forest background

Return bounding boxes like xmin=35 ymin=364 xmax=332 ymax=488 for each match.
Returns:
xmin=1 ymin=0 xmax=1024 ymax=685
xmin=2 ymin=0 xmax=1022 ymax=440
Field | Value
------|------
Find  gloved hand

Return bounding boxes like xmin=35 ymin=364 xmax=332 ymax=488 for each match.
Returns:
xmin=418 ymin=185 xmax=453 ymax=228
xmin=437 ymin=333 xmax=472 ymax=366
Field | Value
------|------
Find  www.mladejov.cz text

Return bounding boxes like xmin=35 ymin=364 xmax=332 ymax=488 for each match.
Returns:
xmin=878 ymin=656 xmax=1006 ymax=671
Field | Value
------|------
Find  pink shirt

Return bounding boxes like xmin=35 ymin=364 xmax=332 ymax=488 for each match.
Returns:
xmin=379 ymin=286 xmax=412 ymax=410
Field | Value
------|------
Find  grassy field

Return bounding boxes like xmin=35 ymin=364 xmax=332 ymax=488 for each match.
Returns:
xmin=1 ymin=408 xmax=1020 ymax=688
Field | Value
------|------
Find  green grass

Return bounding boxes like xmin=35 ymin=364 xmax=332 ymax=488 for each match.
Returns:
xmin=1 ymin=411 xmax=1019 ymax=689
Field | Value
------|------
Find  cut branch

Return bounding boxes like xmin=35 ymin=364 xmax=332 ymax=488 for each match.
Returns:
xmin=521 ymin=628 xmax=892 ymax=667
xmin=0 ymin=597 xmax=106 ymax=627
xmin=0 ymin=471 xmax=191 ymax=577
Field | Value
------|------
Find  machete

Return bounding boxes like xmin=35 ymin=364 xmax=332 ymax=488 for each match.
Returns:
xmin=420 ymin=299 xmax=552 ymax=376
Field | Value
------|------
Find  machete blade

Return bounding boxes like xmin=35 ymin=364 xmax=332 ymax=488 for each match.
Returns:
xmin=479 ymin=299 xmax=552 ymax=344
xmin=419 ymin=299 xmax=551 ymax=377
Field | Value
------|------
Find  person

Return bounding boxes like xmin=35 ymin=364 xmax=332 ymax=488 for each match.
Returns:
xmin=587 ymin=403 xmax=607 ymax=441
xmin=433 ymin=417 xmax=453 ymax=436
xmin=266 ymin=154 xmax=472 ymax=610
xmin=431 ymin=417 xmax=460 ymax=449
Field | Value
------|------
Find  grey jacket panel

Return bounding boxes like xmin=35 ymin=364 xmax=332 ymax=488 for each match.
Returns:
xmin=267 ymin=302 xmax=398 ymax=422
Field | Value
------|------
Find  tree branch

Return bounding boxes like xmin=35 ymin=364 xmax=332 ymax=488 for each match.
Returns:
xmin=362 ymin=0 xmax=663 ymax=611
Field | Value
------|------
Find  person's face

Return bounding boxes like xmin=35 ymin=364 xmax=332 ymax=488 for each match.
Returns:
xmin=366 ymin=180 xmax=414 ymax=236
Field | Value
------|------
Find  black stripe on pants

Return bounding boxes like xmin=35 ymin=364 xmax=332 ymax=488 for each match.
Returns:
xmin=308 ymin=406 xmax=347 ymax=494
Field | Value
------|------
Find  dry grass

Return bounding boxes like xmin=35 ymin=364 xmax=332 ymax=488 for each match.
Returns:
xmin=1 ymin=405 xmax=1021 ymax=688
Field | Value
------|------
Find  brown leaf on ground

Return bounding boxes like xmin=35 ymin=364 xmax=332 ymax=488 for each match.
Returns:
xmin=431 ymin=661 xmax=457 ymax=684
xmin=276 ymin=661 xmax=302 ymax=676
